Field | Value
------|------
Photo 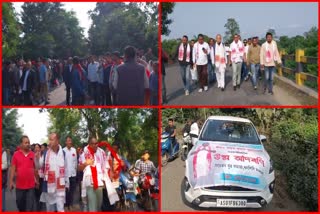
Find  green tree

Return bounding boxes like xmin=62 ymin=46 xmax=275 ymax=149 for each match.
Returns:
xmin=161 ymin=3 xmax=175 ymax=36
xmin=20 ymin=3 xmax=86 ymax=59
xmin=88 ymin=3 xmax=158 ymax=56
xmin=2 ymin=109 xmax=23 ymax=151
xmin=223 ymin=18 xmax=240 ymax=43
xmin=2 ymin=3 xmax=21 ymax=59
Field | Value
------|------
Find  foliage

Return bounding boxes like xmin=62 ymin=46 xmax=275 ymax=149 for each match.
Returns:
xmin=161 ymin=3 xmax=175 ymax=36
xmin=2 ymin=109 xmax=23 ymax=151
xmin=161 ymin=108 xmax=318 ymax=210
xmin=88 ymin=3 xmax=158 ymax=56
xmin=2 ymin=3 xmax=21 ymax=59
xmin=223 ymin=18 xmax=240 ymax=44
xmin=46 ymin=108 xmax=158 ymax=165
xmin=20 ymin=3 xmax=87 ymax=59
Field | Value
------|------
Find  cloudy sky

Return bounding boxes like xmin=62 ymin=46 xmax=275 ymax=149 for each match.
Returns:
xmin=17 ymin=108 xmax=49 ymax=144
xmin=163 ymin=2 xmax=318 ymax=40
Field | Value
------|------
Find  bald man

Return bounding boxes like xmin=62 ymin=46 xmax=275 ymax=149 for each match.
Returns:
xmin=63 ymin=57 xmax=73 ymax=105
xmin=36 ymin=133 xmax=67 ymax=212
xmin=19 ymin=61 xmax=35 ymax=105
xmin=210 ymin=34 xmax=227 ymax=91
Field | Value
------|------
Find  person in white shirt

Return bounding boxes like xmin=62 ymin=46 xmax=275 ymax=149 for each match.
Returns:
xmin=37 ymin=133 xmax=67 ymax=212
xmin=190 ymin=120 xmax=200 ymax=146
xmin=229 ymin=34 xmax=246 ymax=91
xmin=260 ymin=32 xmax=282 ymax=95
xmin=87 ymin=56 xmax=100 ymax=104
xmin=210 ymin=34 xmax=227 ymax=91
xmin=192 ymin=34 xmax=210 ymax=92
xmin=63 ymin=136 xmax=78 ymax=211
xmin=2 ymin=149 xmax=9 ymax=211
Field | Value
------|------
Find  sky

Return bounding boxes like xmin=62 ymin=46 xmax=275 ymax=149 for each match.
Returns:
xmin=163 ymin=2 xmax=318 ymax=40
xmin=17 ymin=109 xmax=49 ymax=145
xmin=12 ymin=2 xmax=96 ymax=37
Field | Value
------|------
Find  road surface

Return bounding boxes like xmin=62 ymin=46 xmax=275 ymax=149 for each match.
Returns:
xmin=161 ymin=138 xmax=303 ymax=211
xmin=163 ymin=64 xmax=303 ymax=106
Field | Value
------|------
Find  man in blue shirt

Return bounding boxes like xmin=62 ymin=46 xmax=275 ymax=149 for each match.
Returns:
xmin=39 ymin=59 xmax=49 ymax=105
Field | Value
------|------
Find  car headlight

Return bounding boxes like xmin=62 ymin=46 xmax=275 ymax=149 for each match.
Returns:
xmin=269 ymin=159 xmax=274 ymax=174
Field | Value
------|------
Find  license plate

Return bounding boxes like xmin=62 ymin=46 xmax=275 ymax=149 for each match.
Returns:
xmin=217 ymin=199 xmax=247 ymax=207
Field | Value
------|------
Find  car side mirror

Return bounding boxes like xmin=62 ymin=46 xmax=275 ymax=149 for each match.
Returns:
xmin=260 ymin=135 xmax=267 ymax=143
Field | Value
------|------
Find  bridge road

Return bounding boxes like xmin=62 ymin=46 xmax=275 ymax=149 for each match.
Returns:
xmin=163 ymin=64 xmax=303 ymax=106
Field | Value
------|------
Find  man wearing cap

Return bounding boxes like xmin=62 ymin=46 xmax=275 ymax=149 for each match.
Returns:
xmin=115 ymin=46 xmax=149 ymax=105
xmin=136 ymin=150 xmax=156 ymax=175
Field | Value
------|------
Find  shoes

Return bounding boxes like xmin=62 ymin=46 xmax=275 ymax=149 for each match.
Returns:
xmin=254 ymin=86 xmax=257 ymax=90
xmin=221 ymin=88 xmax=224 ymax=91
xmin=204 ymin=86 xmax=208 ymax=91
xmin=45 ymin=101 xmax=50 ymax=105
xmin=237 ymin=85 xmax=240 ymax=89
xmin=185 ymin=90 xmax=189 ymax=96
xmin=233 ymin=86 xmax=236 ymax=91
xmin=263 ymin=88 xmax=267 ymax=94
xmin=198 ymin=88 xmax=203 ymax=93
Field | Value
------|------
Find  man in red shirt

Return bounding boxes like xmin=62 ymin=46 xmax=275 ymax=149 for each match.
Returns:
xmin=9 ymin=135 xmax=38 ymax=211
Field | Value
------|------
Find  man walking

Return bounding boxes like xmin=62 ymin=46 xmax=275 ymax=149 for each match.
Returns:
xmin=192 ymin=34 xmax=210 ymax=92
xmin=63 ymin=136 xmax=78 ymax=211
xmin=116 ymin=46 xmax=149 ymax=105
xmin=87 ymin=56 xmax=99 ymax=104
xmin=174 ymin=35 xmax=192 ymax=95
xmin=39 ymin=59 xmax=50 ymax=105
xmin=37 ymin=133 xmax=67 ymax=212
xmin=247 ymin=37 xmax=261 ymax=90
xmin=71 ymin=57 xmax=86 ymax=105
xmin=63 ymin=57 xmax=73 ymax=105
xmin=9 ymin=136 xmax=37 ymax=211
xmin=20 ymin=61 xmax=35 ymax=105
xmin=260 ymin=32 xmax=282 ymax=95
xmin=211 ymin=34 xmax=227 ymax=91
xmin=229 ymin=34 xmax=246 ymax=91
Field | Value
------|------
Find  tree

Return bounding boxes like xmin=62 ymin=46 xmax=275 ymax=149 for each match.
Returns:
xmin=161 ymin=3 xmax=175 ymax=36
xmin=2 ymin=109 xmax=23 ymax=151
xmin=223 ymin=18 xmax=240 ymax=44
xmin=267 ymin=28 xmax=277 ymax=40
xmin=88 ymin=3 xmax=158 ymax=56
xmin=20 ymin=3 xmax=86 ymax=59
xmin=2 ymin=3 xmax=21 ymax=59
xmin=46 ymin=108 xmax=158 ymax=164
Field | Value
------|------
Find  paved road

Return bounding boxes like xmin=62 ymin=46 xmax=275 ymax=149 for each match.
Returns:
xmin=161 ymin=138 xmax=303 ymax=212
xmin=163 ymin=64 xmax=302 ymax=106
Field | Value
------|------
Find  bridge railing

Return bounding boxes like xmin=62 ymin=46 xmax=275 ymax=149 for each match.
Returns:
xmin=278 ymin=49 xmax=318 ymax=89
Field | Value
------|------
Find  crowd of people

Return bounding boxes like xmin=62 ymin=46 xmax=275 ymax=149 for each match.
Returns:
xmin=166 ymin=32 xmax=281 ymax=99
xmin=2 ymin=134 xmax=157 ymax=212
xmin=2 ymin=46 xmax=159 ymax=106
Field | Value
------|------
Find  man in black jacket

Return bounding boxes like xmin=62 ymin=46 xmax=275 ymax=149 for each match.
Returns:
xmin=19 ymin=61 xmax=35 ymax=105
xmin=63 ymin=57 xmax=73 ymax=105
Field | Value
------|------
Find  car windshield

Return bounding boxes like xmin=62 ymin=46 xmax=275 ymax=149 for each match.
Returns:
xmin=199 ymin=119 xmax=261 ymax=145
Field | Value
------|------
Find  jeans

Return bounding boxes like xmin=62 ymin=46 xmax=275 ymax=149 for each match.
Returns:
xmin=241 ymin=62 xmax=248 ymax=80
xmin=66 ymin=176 xmax=77 ymax=207
xmin=162 ymin=74 xmax=167 ymax=103
xmin=16 ymin=188 xmax=35 ymax=211
xmin=207 ymin=60 xmax=215 ymax=83
xmin=232 ymin=62 xmax=242 ymax=86
xmin=87 ymin=186 xmax=103 ymax=211
xmin=264 ymin=66 xmax=276 ymax=92
xmin=251 ymin=63 xmax=260 ymax=87
xmin=179 ymin=64 xmax=191 ymax=91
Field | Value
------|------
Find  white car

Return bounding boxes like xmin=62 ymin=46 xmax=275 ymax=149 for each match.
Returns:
xmin=183 ymin=116 xmax=275 ymax=209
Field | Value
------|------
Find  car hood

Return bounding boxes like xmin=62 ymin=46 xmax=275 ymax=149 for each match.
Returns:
xmin=185 ymin=140 xmax=271 ymax=191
